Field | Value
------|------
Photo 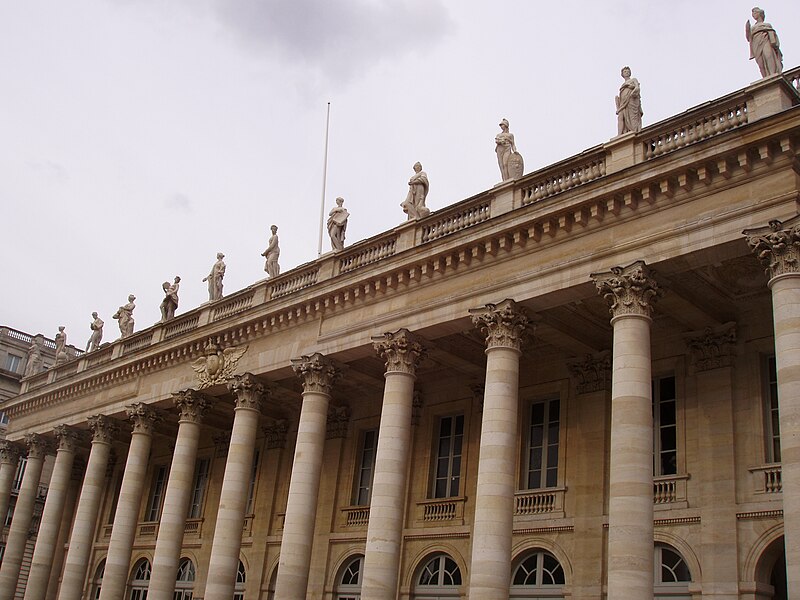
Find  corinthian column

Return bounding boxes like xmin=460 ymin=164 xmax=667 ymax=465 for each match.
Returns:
xmin=275 ymin=353 xmax=340 ymax=598
xmin=0 ymin=441 xmax=21 ymax=543
xmin=149 ymin=390 xmax=212 ymax=600
xmin=745 ymin=217 xmax=800 ymax=596
xmin=58 ymin=415 xmax=119 ymax=600
xmin=592 ymin=260 xmax=659 ymax=600
xmin=0 ymin=434 xmax=49 ymax=598
xmin=24 ymin=426 xmax=81 ymax=600
xmin=99 ymin=404 xmax=160 ymax=600
xmin=204 ymin=373 xmax=266 ymax=600
xmin=362 ymin=329 xmax=426 ymax=600
xmin=467 ymin=299 xmax=528 ymax=600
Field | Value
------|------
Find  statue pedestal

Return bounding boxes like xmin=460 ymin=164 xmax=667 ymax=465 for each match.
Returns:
xmin=746 ymin=74 xmax=796 ymax=122
xmin=604 ymin=132 xmax=637 ymax=175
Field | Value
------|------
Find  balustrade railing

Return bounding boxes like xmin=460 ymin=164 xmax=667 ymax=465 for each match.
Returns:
xmin=514 ymin=489 xmax=564 ymax=515
xmin=653 ymin=474 xmax=689 ymax=505
xmin=421 ymin=201 xmax=491 ymax=243
xmin=87 ymin=346 xmax=114 ymax=366
xmin=213 ymin=292 xmax=255 ymax=321
xmin=270 ymin=268 xmax=319 ymax=299
xmin=342 ymin=506 xmax=370 ymax=527
xmin=417 ymin=497 xmax=464 ymax=522
xmin=520 ymin=151 xmax=607 ymax=205
xmin=749 ymin=463 xmax=782 ymax=494
xmin=163 ymin=315 xmax=200 ymax=340
xmin=339 ymin=238 xmax=397 ymax=274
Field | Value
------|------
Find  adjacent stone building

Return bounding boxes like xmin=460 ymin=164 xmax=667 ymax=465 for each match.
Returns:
xmin=2 ymin=69 xmax=800 ymax=600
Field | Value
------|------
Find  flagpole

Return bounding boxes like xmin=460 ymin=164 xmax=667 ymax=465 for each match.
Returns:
xmin=318 ymin=102 xmax=331 ymax=256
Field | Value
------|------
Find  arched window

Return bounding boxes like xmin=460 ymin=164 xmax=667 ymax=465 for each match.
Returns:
xmin=91 ymin=560 xmax=105 ymax=600
xmin=233 ymin=560 xmax=246 ymax=600
xmin=413 ymin=553 xmax=461 ymax=598
xmin=129 ymin=559 xmax=151 ymax=600
xmin=654 ymin=544 xmax=691 ymax=599
xmin=174 ymin=558 xmax=195 ymax=600
xmin=510 ymin=550 xmax=565 ymax=598
xmin=335 ymin=554 xmax=363 ymax=600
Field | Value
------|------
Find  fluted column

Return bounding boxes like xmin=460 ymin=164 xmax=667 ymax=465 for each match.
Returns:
xmin=745 ymin=217 xmax=800 ymax=596
xmin=99 ymin=404 xmax=160 ymax=600
xmin=592 ymin=260 xmax=659 ymax=600
xmin=204 ymin=373 xmax=266 ymax=600
xmin=275 ymin=353 xmax=340 ymax=598
xmin=0 ymin=434 xmax=49 ymax=598
xmin=362 ymin=329 xmax=426 ymax=600
xmin=149 ymin=390 xmax=212 ymax=600
xmin=58 ymin=415 xmax=119 ymax=600
xmin=0 ymin=441 xmax=21 ymax=538
xmin=467 ymin=300 xmax=528 ymax=599
xmin=24 ymin=426 xmax=81 ymax=600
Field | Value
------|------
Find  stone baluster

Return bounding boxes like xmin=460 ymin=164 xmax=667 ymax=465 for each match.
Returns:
xmin=467 ymin=299 xmax=529 ymax=599
xmin=57 ymin=415 xmax=119 ymax=600
xmin=99 ymin=404 xmax=160 ymax=600
xmin=274 ymin=353 xmax=340 ymax=598
xmin=149 ymin=390 xmax=212 ymax=600
xmin=204 ymin=373 xmax=266 ymax=600
xmin=362 ymin=329 xmax=426 ymax=600
xmin=0 ymin=441 xmax=21 ymax=541
xmin=744 ymin=217 xmax=800 ymax=597
xmin=0 ymin=434 xmax=49 ymax=598
xmin=591 ymin=260 xmax=659 ymax=600
xmin=23 ymin=426 xmax=81 ymax=600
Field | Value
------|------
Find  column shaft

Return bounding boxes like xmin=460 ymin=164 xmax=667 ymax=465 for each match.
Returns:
xmin=0 ymin=443 xmax=20 ymax=540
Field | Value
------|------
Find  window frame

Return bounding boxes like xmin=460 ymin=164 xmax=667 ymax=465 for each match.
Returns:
xmin=522 ymin=397 xmax=561 ymax=490
xmin=763 ymin=354 xmax=781 ymax=463
xmin=188 ymin=457 xmax=211 ymax=519
xmin=430 ymin=414 xmax=464 ymax=499
xmin=4 ymin=354 xmax=22 ymax=374
xmin=353 ymin=429 xmax=378 ymax=506
xmin=145 ymin=464 xmax=169 ymax=522
xmin=653 ymin=374 xmax=678 ymax=477
xmin=510 ymin=549 xmax=566 ymax=597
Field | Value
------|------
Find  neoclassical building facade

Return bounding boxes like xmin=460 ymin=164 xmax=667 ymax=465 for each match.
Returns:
xmin=1 ymin=70 xmax=800 ymax=600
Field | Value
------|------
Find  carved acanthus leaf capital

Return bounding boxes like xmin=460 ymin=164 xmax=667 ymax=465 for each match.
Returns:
xmin=126 ymin=403 xmax=162 ymax=434
xmin=326 ymin=406 xmax=350 ymax=439
xmin=292 ymin=353 xmax=340 ymax=395
xmin=24 ymin=433 xmax=50 ymax=460
xmin=591 ymin=260 xmax=659 ymax=319
xmin=469 ymin=299 xmax=529 ymax=351
xmin=685 ymin=323 xmax=737 ymax=372
xmin=87 ymin=415 xmax=119 ymax=444
xmin=743 ymin=216 xmax=800 ymax=280
xmin=53 ymin=425 xmax=82 ymax=453
xmin=263 ymin=419 xmax=288 ymax=449
xmin=172 ymin=389 xmax=213 ymax=424
xmin=0 ymin=441 xmax=21 ymax=465
xmin=567 ymin=352 xmax=612 ymax=394
xmin=228 ymin=372 xmax=267 ymax=411
xmin=372 ymin=329 xmax=426 ymax=376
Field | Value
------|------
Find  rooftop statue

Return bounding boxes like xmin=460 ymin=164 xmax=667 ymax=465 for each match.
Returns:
xmin=86 ymin=312 xmax=104 ymax=352
xmin=616 ymin=66 xmax=643 ymax=135
xmin=54 ymin=326 xmax=68 ymax=366
xmin=401 ymin=162 xmax=431 ymax=220
xmin=203 ymin=253 xmax=226 ymax=302
xmin=495 ymin=119 xmax=524 ymax=181
xmin=24 ymin=335 xmax=44 ymax=377
xmin=113 ymin=295 xmax=136 ymax=338
xmin=328 ymin=197 xmax=350 ymax=252
xmin=160 ymin=276 xmax=181 ymax=322
xmin=746 ymin=7 xmax=783 ymax=77
xmin=262 ymin=225 xmax=281 ymax=278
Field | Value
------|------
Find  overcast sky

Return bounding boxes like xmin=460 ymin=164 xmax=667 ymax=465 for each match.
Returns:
xmin=2 ymin=0 xmax=798 ymax=349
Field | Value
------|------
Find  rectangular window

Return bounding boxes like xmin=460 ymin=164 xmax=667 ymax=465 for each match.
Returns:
xmin=525 ymin=399 xmax=560 ymax=489
xmin=432 ymin=415 xmax=464 ymax=498
xmin=245 ymin=450 xmax=260 ymax=514
xmin=12 ymin=457 xmax=27 ymax=494
xmin=146 ymin=465 xmax=168 ymax=521
xmin=0 ymin=412 xmax=8 ymax=426
xmin=355 ymin=429 xmax=378 ymax=506
xmin=653 ymin=375 xmax=677 ymax=476
xmin=188 ymin=458 xmax=211 ymax=518
xmin=766 ymin=355 xmax=781 ymax=462
xmin=4 ymin=354 xmax=22 ymax=374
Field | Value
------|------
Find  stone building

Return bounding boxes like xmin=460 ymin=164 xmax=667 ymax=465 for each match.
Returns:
xmin=1 ymin=70 xmax=800 ymax=600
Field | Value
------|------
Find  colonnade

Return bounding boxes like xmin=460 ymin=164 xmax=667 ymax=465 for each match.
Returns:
xmin=1 ymin=219 xmax=798 ymax=598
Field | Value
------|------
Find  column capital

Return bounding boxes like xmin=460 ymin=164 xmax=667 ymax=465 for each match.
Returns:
xmin=591 ymin=260 xmax=659 ymax=319
xmin=469 ymin=298 xmax=529 ymax=351
xmin=24 ymin=433 xmax=49 ymax=460
xmin=53 ymin=425 xmax=82 ymax=453
xmin=372 ymin=329 xmax=426 ymax=376
xmin=743 ymin=216 xmax=800 ymax=280
xmin=172 ymin=389 xmax=213 ymax=424
xmin=292 ymin=353 xmax=340 ymax=395
xmin=227 ymin=372 xmax=267 ymax=411
xmin=684 ymin=323 xmax=737 ymax=372
xmin=0 ymin=441 xmax=21 ymax=465
xmin=87 ymin=414 xmax=119 ymax=444
xmin=567 ymin=351 xmax=612 ymax=394
xmin=126 ymin=402 xmax=162 ymax=435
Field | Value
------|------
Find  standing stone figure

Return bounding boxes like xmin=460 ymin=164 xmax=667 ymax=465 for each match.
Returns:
xmin=327 ymin=197 xmax=350 ymax=252
xmin=54 ymin=326 xmax=68 ymax=366
xmin=495 ymin=119 xmax=524 ymax=181
xmin=203 ymin=253 xmax=226 ymax=302
xmin=160 ymin=276 xmax=181 ymax=322
xmin=746 ymin=7 xmax=783 ymax=77
xmin=113 ymin=294 xmax=136 ymax=338
xmin=616 ymin=66 xmax=643 ymax=135
xmin=262 ymin=225 xmax=281 ymax=278
xmin=23 ymin=335 xmax=44 ymax=377
xmin=86 ymin=312 xmax=104 ymax=352
xmin=401 ymin=162 xmax=430 ymax=220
